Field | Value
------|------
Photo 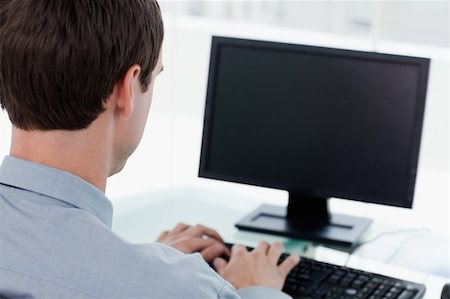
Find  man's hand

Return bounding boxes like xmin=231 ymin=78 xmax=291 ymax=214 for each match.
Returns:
xmin=213 ymin=242 xmax=300 ymax=290
xmin=156 ymin=223 xmax=230 ymax=263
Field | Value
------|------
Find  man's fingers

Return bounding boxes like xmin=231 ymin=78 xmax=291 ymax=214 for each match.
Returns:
xmin=156 ymin=230 xmax=169 ymax=242
xmin=267 ymin=242 xmax=283 ymax=263
xmin=200 ymin=243 xmax=227 ymax=263
xmin=182 ymin=237 xmax=222 ymax=253
xmin=188 ymin=224 xmax=224 ymax=243
xmin=254 ymin=241 xmax=270 ymax=256
xmin=172 ymin=222 xmax=190 ymax=234
xmin=213 ymin=257 xmax=227 ymax=274
xmin=231 ymin=243 xmax=246 ymax=256
xmin=278 ymin=255 xmax=301 ymax=278
xmin=222 ymin=246 xmax=231 ymax=259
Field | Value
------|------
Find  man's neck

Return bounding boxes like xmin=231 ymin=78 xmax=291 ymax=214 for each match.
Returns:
xmin=10 ymin=126 xmax=112 ymax=193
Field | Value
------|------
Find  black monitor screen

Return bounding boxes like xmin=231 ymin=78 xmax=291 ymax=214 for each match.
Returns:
xmin=199 ymin=37 xmax=429 ymax=208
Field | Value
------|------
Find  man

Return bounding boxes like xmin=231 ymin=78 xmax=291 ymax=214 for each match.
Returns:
xmin=0 ymin=0 xmax=300 ymax=298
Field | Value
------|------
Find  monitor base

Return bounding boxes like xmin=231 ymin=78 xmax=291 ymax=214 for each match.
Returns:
xmin=235 ymin=204 xmax=372 ymax=249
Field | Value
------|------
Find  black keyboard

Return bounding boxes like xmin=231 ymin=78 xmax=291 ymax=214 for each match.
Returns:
xmin=222 ymin=243 xmax=426 ymax=299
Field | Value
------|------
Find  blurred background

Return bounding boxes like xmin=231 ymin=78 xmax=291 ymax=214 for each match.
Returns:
xmin=160 ymin=1 xmax=449 ymax=47
xmin=0 ymin=1 xmax=448 ymax=236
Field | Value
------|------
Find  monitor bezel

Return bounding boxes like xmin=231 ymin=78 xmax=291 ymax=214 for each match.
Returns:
xmin=199 ymin=36 xmax=430 ymax=209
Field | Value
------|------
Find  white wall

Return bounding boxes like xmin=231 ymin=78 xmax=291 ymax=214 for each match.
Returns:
xmin=159 ymin=1 xmax=449 ymax=48
xmin=0 ymin=111 xmax=11 ymax=159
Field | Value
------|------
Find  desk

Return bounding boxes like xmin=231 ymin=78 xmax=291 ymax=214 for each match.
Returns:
xmin=112 ymin=186 xmax=449 ymax=299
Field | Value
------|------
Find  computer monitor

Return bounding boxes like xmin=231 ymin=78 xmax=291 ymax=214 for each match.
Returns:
xmin=199 ymin=36 xmax=430 ymax=248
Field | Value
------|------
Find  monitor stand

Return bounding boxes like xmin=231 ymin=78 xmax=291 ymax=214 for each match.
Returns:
xmin=235 ymin=193 xmax=372 ymax=248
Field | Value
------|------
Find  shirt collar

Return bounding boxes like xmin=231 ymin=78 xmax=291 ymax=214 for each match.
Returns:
xmin=0 ymin=156 xmax=113 ymax=227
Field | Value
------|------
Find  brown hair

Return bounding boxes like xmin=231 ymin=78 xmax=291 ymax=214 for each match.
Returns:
xmin=0 ymin=0 xmax=163 ymax=130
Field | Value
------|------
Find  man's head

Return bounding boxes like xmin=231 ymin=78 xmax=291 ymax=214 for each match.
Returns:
xmin=0 ymin=0 xmax=164 ymax=177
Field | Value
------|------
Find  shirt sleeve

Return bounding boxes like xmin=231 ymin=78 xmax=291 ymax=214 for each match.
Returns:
xmin=154 ymin=244 xmax=293 ymax=299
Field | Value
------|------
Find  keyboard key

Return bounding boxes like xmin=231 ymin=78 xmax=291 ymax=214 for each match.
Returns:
xmin=351 ymin=279 xmax=365 ymax=289
xmin=340 ymin=278 xmax=353 ymax=287
xmin=372 ymin=277 xmax=383 ymax=284
xmin=398 ymin=289 xmax=417 ymax=299
xmin=367 ymin=281 xmax=379 ymax=289
xmin=345 ymin=288 xmax=357 ymax=295
xmin=358 ymin=275 xmax=370 ymax=281
xmin=384 ymin=291 xmax=395 ymax=298
xmin=328 ymin=274 xmax=343 ymax=283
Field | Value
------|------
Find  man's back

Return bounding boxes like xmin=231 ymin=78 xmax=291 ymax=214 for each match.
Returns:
xmin=0 ymin=1 xmax=298 ymax=297
xmin=0 ymin=156 xmax=237 ymax=298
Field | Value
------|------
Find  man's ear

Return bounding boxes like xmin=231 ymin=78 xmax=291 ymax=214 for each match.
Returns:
xmin=114 ymin=65 xmax=142 ymax=118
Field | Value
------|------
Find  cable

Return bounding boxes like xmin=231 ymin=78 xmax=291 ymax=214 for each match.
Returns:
xmin=344 ymin=227 xmax=430 ymax=267
xmin=384 ymin=229 xmax=430 ymax=263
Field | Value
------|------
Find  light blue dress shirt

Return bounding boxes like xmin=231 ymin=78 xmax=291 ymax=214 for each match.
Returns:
xmin=0 ymin=156 xmax=291 ymax=299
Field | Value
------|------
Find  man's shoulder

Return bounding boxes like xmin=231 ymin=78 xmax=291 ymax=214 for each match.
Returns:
xmin=0 ymin=193 xmax=228 ymax=298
